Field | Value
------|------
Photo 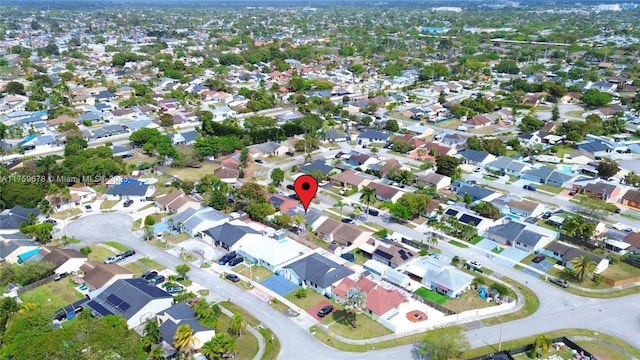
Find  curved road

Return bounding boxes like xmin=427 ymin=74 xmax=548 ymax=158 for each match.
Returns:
xmin=66 ymin=213 xmax=640 ymax=359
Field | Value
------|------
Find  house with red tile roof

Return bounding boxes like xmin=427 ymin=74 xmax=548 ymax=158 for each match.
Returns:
xmin=333 ymin=276 xmax=406 ymax=326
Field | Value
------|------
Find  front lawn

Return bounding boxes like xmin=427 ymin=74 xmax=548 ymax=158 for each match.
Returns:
xmin=414 ymin=287 xmax=449 ymax=304
xmin=284 ymin=289 xmax=334 ymax=310
xmin=449 ymin=240 xmax=469 ymax=248
xmin=50 ymin=208 xmax=82 ymax=220
xmin=534 ymin=183 xmax=564 ymax=194
xmin=216 ymin=308 xmax=259 ymax=360
xmin=124 ymin=262 xmax=147 ymax=277
xmin=603 ymin=261 xmax=640 ymax=281
xmin=232 ymin=264 xmax=273 ymax=282
xmin=138 ymin=258 xmax=166 ymax=270
xmin=166 ymin=232 xmax=191 ymax=244
xmin=87 ymin=246 xmax=117 ymax=262
xmin=324 ymin=311 xmax=392 ymax=340
xmin=20 ymin=279 xmax=84 ymax=311
xmin=100 ymin=199 xmax=120 ymax=210
xmin=163 ymin=163 xmax=220 ymax=182
xmin=104 ymin=241 xmax=130 ymax=252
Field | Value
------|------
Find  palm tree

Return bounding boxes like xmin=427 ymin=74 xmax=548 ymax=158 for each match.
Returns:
xmin=38 ymin=199 xmax=53 ymax=219
xmin=17 ymin=302 xmax=37 ymax=314
xmin=292 ymin=214 xmax=306 ymax=233
xmin=229 ymin=313 xmax=245 ymax=337
xmin=173 ymin=324 xmax=196 ymax=357
xmin=533 ymin=334 xmax=553 ymax=356
xmin=143 ymin=319 xmax=162 ymax=350
xmin=0 ymin=123 xmax=7 ymax=163
xmin=344 ymin=287 xmax=367 ymax=329
xmin=570 ymin=256 xmax=597 ymax=282
xmin=147 ymin=345 xmax=165 ymax=360
xmin=359 ymin=187 xmax=376 ymax=218
xmin=193 ymin=299 xmax=219 ymax=330
xmin=201 ymin=333 xmax=236 ymax=360
xmin=425 ymin=231 xmax=438 ymax=251
xmin=334 ymin=200 xmax=346 ymax=216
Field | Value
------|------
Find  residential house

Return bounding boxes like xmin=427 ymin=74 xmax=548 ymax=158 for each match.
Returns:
xmin=485 ymin=219 xmax=555 ymax=253
xmin=576 ymin=139 xmax=612 ymax=157
xmin=157 ymin=303 xmax=215 ymax=352
xmin=105 ymin=179 xmax=155 ymax=201
xmin=423 ymin=141 xmax=456 ymax=156
xmin=248 ymin=141 xmax=288 ymax=158
xmin=416 ymin=171 xmax=451 ymax=190
xmin=171 ymin=207 xmax=229 ymax=237
xmin=154 ymin=190 xmax=201 ymax=213
xmin=278 ymin=111 xmax=305 ymax=123
xmin=79 ymin=261 xmax=134 ymax=291
xmin=85 ymin=278 xmax=173 ymax=329
xmin=39 ymin=246 xmax=88 ymax=274
xmin=237 ymin=231 xmax=312 ymax=272
xmin=464 ymin=115 xmax=492 ymax=128
xmin=443 ymin=206 xmax=496 ymax=233
xmin=440 ymin=132 xmax=467 ymax=147
xmin=362 ymin=260 xmax=411 ymax=288
xmin=213 ymin=166 xmax=240 ymax=183
xmin=405 ymin=124 xmax=434 ymax=138
xmin=566 ymin=149 xmax=595 ymax=165
xmin=622 ymin=232 xmax=640 ymax=252
xmin=365 ymin=237 xmax=416 ymax=269
xmin=621 ymin=189 xmax=640 ymax=209
xmin=0 ymin=239 xmax=39 ymax=264
xmin=269 ymin=194 xmax=299 ymax=213
xmin=503 ymin=196 xmax=544 ymax=218
xmin=324 ymin=129 xmax=348 ymax=143
xmin=329 ymin=169 xmax=372 ymax=188
xmin=0 ymin=206 xmax=40 ymax=234
xmin=283 ymin=252 xmax=354 ymax=296
xmin=575 ymin=180 xmax=622 ymax=202
xmin=333 ymin=276 xmax=405 ymax=327
xmin=456 ymin=149 xmax=496 ymax=166
xmin=47 ymin=115 xmax=78 ymax=127
xmin=211 ymin=106 xmax=237 ymax=121
xmin=200 ymin=221 xmax=261 ymax=251
xmin=285 ymin=207 xmax=327 ymax=232
xmin=452 ymin=180 xmax=500 ymax=202
xmin=542 ymin=241 xmax=609 ymax=274
xmin=315 ymin=218 xmax=372 ymax=250
xmin=561 ymin=92 xmax=582 ymax=104
xmin=404 ymin=255 xmax=474 ymax=298
xmin=300 ymin=159 xmax=335 ymax=176
xmin=486 ymin=156 xmax=531 ymax=176
xmin=366 ymin=182 xmax=404 ymax=203
xmin=357 ymin=129 xmax=390 ymax=144
xmin=522 ymin=165 xmax=576 ymax=187
xmin=347 ymin=153 xmax=377 ymax=169
xmin=378 ymin=159 xmax=402 ymax=176
xmin=18 ymin=134 xmax=57 ymax=151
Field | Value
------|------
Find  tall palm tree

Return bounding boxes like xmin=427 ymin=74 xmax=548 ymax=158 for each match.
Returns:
xmin=292 ymin=214 xmax=306 ymax=234
xmin=143 ymin=319 xmax=162 ymax=350
xmin=533 ymin=334 xmax=553 ymax=356
xmin=334 ymin=200 xmax=346 ymax=216
xmin=359 ymin=187 xmax=376 ymax=218
xmin=173 ymin=324 xmax=196 ymax=357
xmin=570 ymin=256 xmax=597 ymax=282
xmin=0 ymin=123 xmax=7 ymax=163
xmin=344 ymin=287 xmax=367 ymax=329
xmin=229 ymin=313 xmax=245 ymax=337
xmin=38 ymin=199 xmax=53 ymax=219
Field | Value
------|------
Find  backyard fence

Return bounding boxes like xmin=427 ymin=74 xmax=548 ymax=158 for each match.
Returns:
xmin=468 ymin=337 xmax=596 ymax=360
xmin=16 ymin=275 xmax=56 ymax=295
xmin=410 ymin=293 xmax=456 ymax=315
xmin=602 ymin=275 xmax=640 ymax=287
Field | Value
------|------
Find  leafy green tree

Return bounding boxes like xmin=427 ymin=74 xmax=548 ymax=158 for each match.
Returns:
xmin=5 ymin=81 xmax=25 ymax=95
xmin=245 ymin=202 xmax=275 ymax=220
xmin=270 ymin=168 xmax=285 ymax=186
xmin=532 ymin=334 xmax=553 ymax=357
xmin=435 ymin=154 xmax=462 ymax=177
xmin=418 ymin=63 xmax=449 ymax=80
xmin=597 ymin=158 xmax=620 ymax=179
xmin=624 ymin=171 xmax=640 ymax=187
xmin=562 ymin=214 xmax=596 ymax=242
xmin=570 ymin=255 xmax=597 ymax=282
xmin=466 ymin=136 xmax=484 ymax=151
xmin=201 ymin=333 xmax=236 ymax=360
xmin=518 ymin=115 xmax=544 ymax=133
xmin=37 ymin=199 xmax=53 ymax=218
xmin=344 ymin=287 xmax=367 ymax=328
xmin=494 ymin=60 xmax=520 ymax=74
xmin=470 ymin=201 xmax=501 ymax=219
xmin=551 ymin=104 xmax=560 ymax=121
xmin=175 ymin=264 xmax=190 ymax=279
xmin=229 ymin=313 xmax=245 ymax=337
xmin=418 ymin=326 xmax=470 ymax=360
xmin=582 ymin=88 xmax=612 ymax=107
xmin=385 ymin=120 xmax=399 ymax=132
xmin=273 ymin=213 xmax=293 ymax=229
xmin=143 ymin=319 xmax=162 ymax=350
xmin=392 ymin=141 xmax=415 ymax=154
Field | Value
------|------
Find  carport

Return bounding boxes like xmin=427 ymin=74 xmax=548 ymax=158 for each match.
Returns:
xmin=493 ymin=247 xmax=529 ymax=267
xmin=261 ymin=274 xmax=300 ymax=296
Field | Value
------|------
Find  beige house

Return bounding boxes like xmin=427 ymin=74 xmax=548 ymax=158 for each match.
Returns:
xmin=157 ymin=303 xmax=215 ymax=350
xmin=39 ymin=246 xmax=87 ymax=274
xmin=154 ymin=190 xmax=201 ymax=213
xmin=80 ymin=261 xmax=134 ymax=290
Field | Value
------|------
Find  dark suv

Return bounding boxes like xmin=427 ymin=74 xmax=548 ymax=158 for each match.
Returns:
xmin=119 ymin=250 xmax=135 ymax=258
xmin=218 ymin=251 xmax=237 ymax=265
xmin=123 ymin=199 xmax=134 ymax=207
xmin=317 ymin=305 xmax=334 ymax=317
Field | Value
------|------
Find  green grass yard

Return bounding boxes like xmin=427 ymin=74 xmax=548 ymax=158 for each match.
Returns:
xmin=162 ymin=163 xmax=220 ymax=182
xmin=138 ymin=258 xmax=166 ymax=270
xmin=87 ymin=246 xmax=117 ymax=262
xmin=100 ymin=199 xmax=120 ymax=210
xmin=284 ymin=289 xmax=337 ymax=310
xmin=323 ymin=312 xmax=392 ymax=340
xmin=414 ymin=287 xmax=449 ymax=304
xmin=104 ymin=241 xmax=130 ymax=252
xmin=20 ymin=279 xmax=84 ymax=311
xmin=123 ymin=262 xmax=147 ymax=277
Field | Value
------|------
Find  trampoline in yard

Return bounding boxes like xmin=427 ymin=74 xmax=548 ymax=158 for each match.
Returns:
xmin=260 ymin=275 xmax=300 ymax=296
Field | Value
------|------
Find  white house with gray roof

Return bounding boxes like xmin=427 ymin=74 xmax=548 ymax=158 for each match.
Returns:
xmin=200 ymin=221 xmax=261 ymax=251
xmin=248 ymin=141 xmax=288 ymax=158
xmin=283 ymin=252 xmax=354 ymax=296
xmin=171 ymin=207 xmax=229 ymax=237
xmin=486 ymin=218 xmax=556 ymax=253
xmin=405 ymin=255 xmax=474 ymax=298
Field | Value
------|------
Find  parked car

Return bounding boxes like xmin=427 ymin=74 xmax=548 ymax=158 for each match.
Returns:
xmin=119 ymin=250 xmax=135 ymax=258
xmin=149 ymin=275 xmax=165 ymax=286
xmin=569 ymin=189 xmax=577 ymax=196
xmin=550 ymin=278 xmax=568 ymax=288
xmin=341 ymin=218 xmax=353 ymax=224
xmin=141 ymin=271 xmax=158 ymax=281
xmin=104 ymin=255 xmax=123 ymax=264
xmin=468 ymin=261 xmax=482 ymax=269
xmin=523 ymin=184 xmax=537 ymax=191
xmin=218 ymin=251 xmax=237 ymax=265
xmin=615 ymin=207 xmax=621 ymax=214
xmin=286 ymin=151 xmax=295 ymax=157
xmin=286 ymin=184 xmax=295 ymax=190
xmin=44 ymin=218 xmax=58 ymax=225
xmin=317 ymin=305 xmax=334 ymax=317
xmin=84 ymin=204 xmax=93 ymax=212
xmin=54 ymin=272 xmax=68 ymax=281
xmin=123 ymin=199 xmax=134 ymax=207
xmin=227 ymin=256 xmax=244 ymax=267
xmin=255 ymin=159 xmax=264 ymax=164
xmin=166 ymin=285 xmax=185 ymax=295
xmin=542 ymin=212 xmax=552 ymax=219
xmin=226 ymin=274 xmax=240 ymax=282
xmin=532 ymin=254 xmax=546 ymax=263
xmin=334 ymin=151 xmax=344 ymax=158
xmin=368 ymin=208 xmax=379 ymax=216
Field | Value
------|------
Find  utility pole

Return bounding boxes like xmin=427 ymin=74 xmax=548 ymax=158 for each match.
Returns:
xmin=498 ymin=318 xmax=504 ymax=351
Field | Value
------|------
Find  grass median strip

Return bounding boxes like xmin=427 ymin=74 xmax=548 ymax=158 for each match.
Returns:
xmin=104 ymin=241 xmax=129 ymax=252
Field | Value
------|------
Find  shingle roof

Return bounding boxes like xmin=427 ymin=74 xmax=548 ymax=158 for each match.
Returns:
xmin=488 ymin=221 xmax=527 ymax=242
xmin=40 ymin=246 xmax=86 ymax=268
xmin=106 ymin=181 xmax=150 ymax=196
xmin=80 ymin=261 xmax=132 ymax=290
xmin=523 ymin=165 xmax=555 ymax=181
xmin=0 ymin=240 xmax=37 ymax=259
xmin=88 ymin=279 xmax=172 ymax=320
xmin=285 ymin=253 xmax=354 ymax=289
xmin=0 ymin=206 xmax=40 ymax=230
xmin=515 ymin=230 xmax=544 ymax=247
xmin=433 ymin=268 xmax=474 ymax=292
xmin=301 ymin=159 xmax=334 ymax=175
xmin=623 ymin=190 xmax=640 ymax=203
xmin=202 ymin=222 xmax=259 ymax=247
xmin=546 ymin=242 xmax=604 ymax=263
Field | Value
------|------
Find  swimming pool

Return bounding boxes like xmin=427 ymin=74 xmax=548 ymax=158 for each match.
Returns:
xmin=504 ymin=213 xmax=521 ymax=220
xmin=561 ymin=165 xmax=573 ymax=173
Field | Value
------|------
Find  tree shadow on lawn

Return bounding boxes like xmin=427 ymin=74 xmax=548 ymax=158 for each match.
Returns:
xmin=328 ymin=309 xmax=356 ymax=328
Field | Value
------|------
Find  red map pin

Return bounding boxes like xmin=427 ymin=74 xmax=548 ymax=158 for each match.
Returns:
xmin=294 ymin=175 xmax=318 ymax=213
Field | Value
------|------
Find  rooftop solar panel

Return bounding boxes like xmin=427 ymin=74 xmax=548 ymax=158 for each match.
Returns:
xmin=374 ymin=249 xmax=393 ymax=260
xmin=88 ymin=300 xmax=112 ymax=317
xmin=118 ymin=302 xmax=131 ymax=312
